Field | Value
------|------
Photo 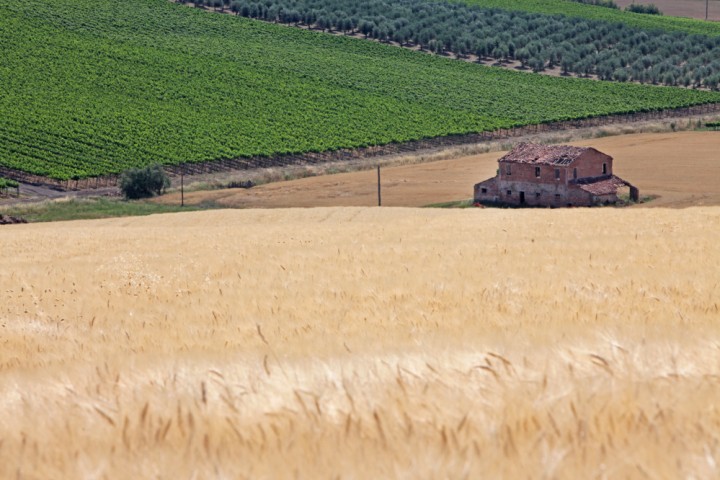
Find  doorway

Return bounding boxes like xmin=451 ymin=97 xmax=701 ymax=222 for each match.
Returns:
xmin=519 ymin=191 xmax=526 ymax=205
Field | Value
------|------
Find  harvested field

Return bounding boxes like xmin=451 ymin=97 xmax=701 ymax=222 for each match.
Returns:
xmin=615 ymin=0 xmax=720 ymax=21
xmin=159 ymin=131 xmax=720 ymax=208
xmin=1 ymin=207 xmax=720 ymax=478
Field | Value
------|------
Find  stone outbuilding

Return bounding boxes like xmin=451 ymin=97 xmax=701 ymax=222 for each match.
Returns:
xmin=473 ymin=143 xmax=638 ymax=207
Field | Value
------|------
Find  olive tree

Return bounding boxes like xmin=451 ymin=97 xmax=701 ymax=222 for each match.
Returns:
xmin=119 ymin=165 xmax=171 ymax=200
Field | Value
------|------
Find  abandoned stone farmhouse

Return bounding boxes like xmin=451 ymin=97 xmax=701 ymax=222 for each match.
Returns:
xmin=474 ymin=143 xmax=638 ymax=207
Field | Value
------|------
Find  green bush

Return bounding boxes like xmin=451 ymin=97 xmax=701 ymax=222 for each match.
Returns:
xmin=119 ymin=165 xmax=170 ymax=199
xmin=569 ymin=0 xmax=618 ymax=9
xmin=0 ymin=178 xmax=19 ymax=189
xmin=626 ymin=4 xmax=662 ymax=15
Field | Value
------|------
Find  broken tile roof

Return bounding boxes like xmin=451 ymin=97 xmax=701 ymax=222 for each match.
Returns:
xmin=576 ymin=175 xmax=628 ymax=196
xmin=498 ymin=143 xmax=597 ymax=166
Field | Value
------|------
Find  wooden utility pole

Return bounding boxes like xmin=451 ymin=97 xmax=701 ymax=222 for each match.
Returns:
xmin=377 ymin=165 xmax=381 ymax=207
xmin=180 ymin=165 xmax=185 ymax=207
xmin=707 ymin=0 xmax=710 ymax=20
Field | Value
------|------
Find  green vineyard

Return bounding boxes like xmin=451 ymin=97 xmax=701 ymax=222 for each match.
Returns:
xmin=1 ymin=0 xmax=720 ymax=180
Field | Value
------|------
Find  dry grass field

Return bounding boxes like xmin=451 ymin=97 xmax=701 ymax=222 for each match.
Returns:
xmin=1 ymin=207 xmax=720 ymax=478
xmin=159 ymin=131 xmax=720 ymax=209
xmin=615 ymin=0 xmax=720 ymax=21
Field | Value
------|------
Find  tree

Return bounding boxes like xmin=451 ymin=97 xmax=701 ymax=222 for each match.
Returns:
xmin=120 ymin=165 xmax=171 ymax=200
xmin=516 ymin=47 xmax=530 ymax=69
xmin=530 ymin=56 xmax=546 ymax=73
xmin=612 ymin=67 xmax=629 ymax=82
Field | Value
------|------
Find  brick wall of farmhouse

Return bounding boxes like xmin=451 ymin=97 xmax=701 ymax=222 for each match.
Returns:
xmin=498 ymin=152 xmax=612 ymax=185
xmin=497 ymin=162 xmax=573 ymax=206
xmin=575 ymin=150 xmax=613 ymax=178
xmin=498 ymin=161 xmax=568 ymax=185
xmin=493 ymin=182 xmax=596 ymax=206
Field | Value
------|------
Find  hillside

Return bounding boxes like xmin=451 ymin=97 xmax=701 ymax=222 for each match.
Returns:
xmin=191 ymin=0 xmax=720 ymax=88
xmin=2 ymin=0 xmax=719 ymax=180
xmin=444 ymin=0 xmax=720 ymax=35
xmin=1 ymin=207 xmax=719 ymax=477
xmin=615 ymin=0 xmax=720 ymax=21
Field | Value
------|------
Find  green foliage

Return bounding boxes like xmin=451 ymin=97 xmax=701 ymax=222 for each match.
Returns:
xmin=568 ymin=0 xmax=618 ymax=9
xmin=1 ymin=0 xmax=719 ymax=180
xmin=195 ymin=0 xmax=720 ymax=88
xmin=626 ymin=4 xmax=662 ymax=15
xmin=119 ymin=165 xmax=171 ymax=199
xmin=0 ymin=178 xmax=19 ymax=189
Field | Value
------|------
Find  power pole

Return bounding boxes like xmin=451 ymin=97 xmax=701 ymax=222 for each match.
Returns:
xmin=707 ymin=0 xmax=710 ymax=21
xmin=180 ymin=164 xmax=185 ymax=207
xmin=377 ymin=165 xmax=381 ymax=207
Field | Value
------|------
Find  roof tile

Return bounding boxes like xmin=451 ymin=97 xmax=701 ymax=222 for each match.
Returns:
xmin=577 ymin=175 xmax=628 ymax=196
xmin=498 ymin=143 xmax=594 ymax=166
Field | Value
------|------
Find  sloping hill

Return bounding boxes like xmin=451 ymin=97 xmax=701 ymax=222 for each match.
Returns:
xmin=1 ymin=0 xmax=719 ymax=180
xmin=444 ymin=0 xmax=720 ymax=35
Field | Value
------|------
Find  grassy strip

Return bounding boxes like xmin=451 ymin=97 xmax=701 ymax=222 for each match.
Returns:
xmin=0 ymin=198 xmax=222 ymax=223
xmin=424 ymin=199 xmax=476 ymax=208
xmin=441 ymin=0 xmax=720 ymax=36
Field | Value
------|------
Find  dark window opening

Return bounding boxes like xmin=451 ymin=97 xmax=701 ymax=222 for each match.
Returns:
xmin=602 ymin=163 xmax=607 ymax=175
xmin=506 ymin=164 xmax=511 ymax=176
xmin=535 ymin=167 xmax=541 ymax=178
xmin=535 ymin=192 xmax=541 ymax=198
xmin=506 ymin=190 xmax=512 ymax=196
xmin=573 ymin=168 xmax=578 ymax=180
xmin=481 ymin=188 xmax=487 ymax=194
xmin=555 ymin=169 xmax=560 ymax=180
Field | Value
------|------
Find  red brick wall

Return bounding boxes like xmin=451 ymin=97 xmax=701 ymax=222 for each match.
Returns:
xmin=574 ymin=150 xmax=613 ymax=179
xmin=498 ymin=161 xmax=568 ymax=185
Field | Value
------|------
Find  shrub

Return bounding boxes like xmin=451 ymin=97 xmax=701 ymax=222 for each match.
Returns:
xmin=119 ymin=165 xmax=170 ymax=199
xmin=569 ymin=0 xmax=619 ymax=9
xmin=626 ymin=4 xmax=662 ymax=15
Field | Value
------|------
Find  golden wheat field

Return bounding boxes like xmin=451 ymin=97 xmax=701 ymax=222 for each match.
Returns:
xmin=1 ymin=207 xmax=720 ymax=478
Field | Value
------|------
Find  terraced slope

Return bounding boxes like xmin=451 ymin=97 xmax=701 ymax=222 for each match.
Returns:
xmin=1 ymin=0 xmax=719 ymax=180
